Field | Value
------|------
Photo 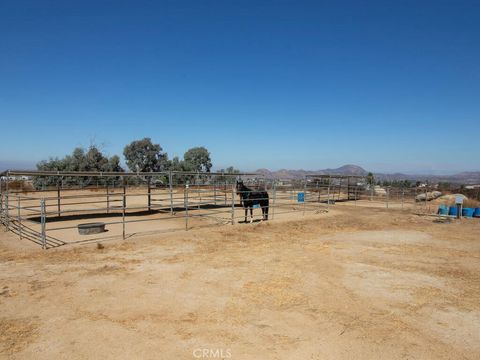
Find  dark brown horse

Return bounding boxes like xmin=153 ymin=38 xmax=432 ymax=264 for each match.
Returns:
xmin=236 ymin=180 xmax=269 ymax=223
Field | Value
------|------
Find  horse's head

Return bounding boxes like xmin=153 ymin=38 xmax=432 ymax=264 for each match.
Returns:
xmin=236 ymin=180 xmax=244 ymax=192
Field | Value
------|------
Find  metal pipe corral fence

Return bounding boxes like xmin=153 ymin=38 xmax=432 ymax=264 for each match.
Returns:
xmin=0 ymin=170 xmax=432 ymax=249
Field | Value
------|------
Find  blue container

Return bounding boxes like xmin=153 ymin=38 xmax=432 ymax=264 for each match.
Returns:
xmin=462 ymin=208 xmax=474 ymax=218
xmin=297 ymin=192 xmax=305 ymax=203
xmin=438 ymin=205 xmax=448 ymax=215
xmin=474 ymin=208 xmax=480 ymax=218
xmin=448 ymin=206 xmax=458 ymax=216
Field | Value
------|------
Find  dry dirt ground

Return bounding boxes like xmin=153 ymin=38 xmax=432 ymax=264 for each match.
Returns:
xmin=0 ymin=206 xmax=479 ymax=359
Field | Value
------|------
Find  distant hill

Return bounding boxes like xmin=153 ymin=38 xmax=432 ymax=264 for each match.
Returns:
xmin=255 ymin=165 xmax=480 ymax=184
xmin=255 ymin=164 xmax=368 ymax=179
xmin=373 ymin=171 xmax=480 ymax=184
xmin=0 ymin=160 xmax=36 ymax=172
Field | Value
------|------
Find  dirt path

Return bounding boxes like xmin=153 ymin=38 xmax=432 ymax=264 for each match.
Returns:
xmin=1 ymin=207 xmax=479 ymax=359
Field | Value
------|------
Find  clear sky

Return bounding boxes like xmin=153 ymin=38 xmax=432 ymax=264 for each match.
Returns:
xmin=0 ymin=0 xmax=479 ymax=174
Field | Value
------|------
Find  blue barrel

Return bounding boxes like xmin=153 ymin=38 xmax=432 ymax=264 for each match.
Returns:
xmin=462 ymin=208 xmax=474 ymax=218
xmin=474 ymin=208 xmax=480 ymax=218
xmin=438 ymin=205 xmax=448 ymax=215
xmin=297 ymin=192 xmax=305 ymax=203
xmin=448 ymin=206 xmax=458 ymax=216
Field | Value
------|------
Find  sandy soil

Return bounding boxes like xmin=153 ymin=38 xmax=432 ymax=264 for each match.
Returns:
xmin=5 ymin=188 xmax=332 ymax=246
xmin=0 ymin=206 xmax=479 ymax=359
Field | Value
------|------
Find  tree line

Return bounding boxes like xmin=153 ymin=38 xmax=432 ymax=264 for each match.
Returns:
xmin=35 ymin=138 xmax=238 ymax=188
xmin=367 ymin=172 xmax=417 ymax=188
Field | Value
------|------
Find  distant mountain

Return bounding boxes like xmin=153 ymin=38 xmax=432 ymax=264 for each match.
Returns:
xmin=373 ymin=171 xmax=480 ymax=184
xmin=0 ymin=160 xmax=36 ymax=172
xmin=255 ymin=165 xmax=480 ymax=184
xmin=255 ymin=164 xmax=368 ymax=179
xmin=322 ymin=165 xmax=368 ymax=176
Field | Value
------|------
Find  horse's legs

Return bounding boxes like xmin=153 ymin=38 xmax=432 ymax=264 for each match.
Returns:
xmin=244 ymin=208 xmax=247 ymax=223
xmin=259 ymin=201 xmax=268 ymax=220
xmin=250 ymin=207 xmax=253 ymax=223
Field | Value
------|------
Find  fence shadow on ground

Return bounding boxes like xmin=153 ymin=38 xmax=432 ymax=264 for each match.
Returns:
xmin=25 ymin=203 xmax=246 ymax=224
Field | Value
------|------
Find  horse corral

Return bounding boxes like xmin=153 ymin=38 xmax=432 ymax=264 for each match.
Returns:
xmin=0 ymin=170 xmax=438 ymax=249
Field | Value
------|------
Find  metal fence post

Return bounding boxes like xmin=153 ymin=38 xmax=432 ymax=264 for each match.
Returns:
xmin=302 ymin=181 xmax=306 ymax=216
xmin=0 ymin=193 xmax=5 ymax=229
xmin=1 ymin=194 xmax=4 ymax=228
xmin=185 ymin=185 xmax=189 ymax=230
xmin=197 ymin=185 xmax=201 ymax=210
xmin=40 ymin=199 xmax=46 ymax=250
xmin=57 ymin=181 xmax=61 ymax=217
xmin=106 ymin=183 xmax=110 ymax=214
xmin=327 ymin=181 xmax=330 ymax=210
xmin=0 ymin=192 xmax=3 ymax=227
xmin=347 ymin=177 xmax=350 ymax=201
xmin=424 ymin=186 xmax=428 ymax=212
xmin=147 ymin=176 xmax=151 ymax=211
xmin=214 ymin=182 xmax=217 ymax=205
xmin=18 ymin=197 xmax=22 ymax=240
xmin=122 ymin=177 xmax=126 ymax=240
xmin=5 ymin=175 xmax=9 ymax=231
xmin=224 ymin=180 xmax=227 ymax=206
xmin=272 ymin=182 xmax=276 ymax=220
xmin=169 ymin=171 xmax=174 ymax=215
xmin=401 ymin=188 xmax=405 ymax=210
xmin=5 ymin=193 xmax=9 ymax=231
xmin=231 ymin=185 xmax=235 ymax=225
xmin=414 ymin=187 xmax=417 ymax=210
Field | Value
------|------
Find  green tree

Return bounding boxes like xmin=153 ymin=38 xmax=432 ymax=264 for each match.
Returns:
xmin=169 ymin=156 xmax=185 ymax=171
xmin=166 ymin=156 xmax=188 ymax=184
xmin=437 ymin=182 xmax=451 ymax=190
xmin=107 ymin=155 xmax=123 ymax=172
xmin=34 ymin=145 xmax=124 ymax=188
xmin=183 ymin=147 xmax=212 ymax=172
xmin=226 ymin=166 xmax=238 ymax=173
xmin=84 ymin=146 xmax=109 ymax=171
xmin=217 ymin=166 xmax=240 ymax=184
xmin=123 ymin=138 xmax=168 ymax=172
xmin=366 ymin=172 xmax=375 ymax=186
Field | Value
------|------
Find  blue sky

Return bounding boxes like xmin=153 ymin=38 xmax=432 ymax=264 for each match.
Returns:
xmin=0 ymin=0 xmax=479 ymax=174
